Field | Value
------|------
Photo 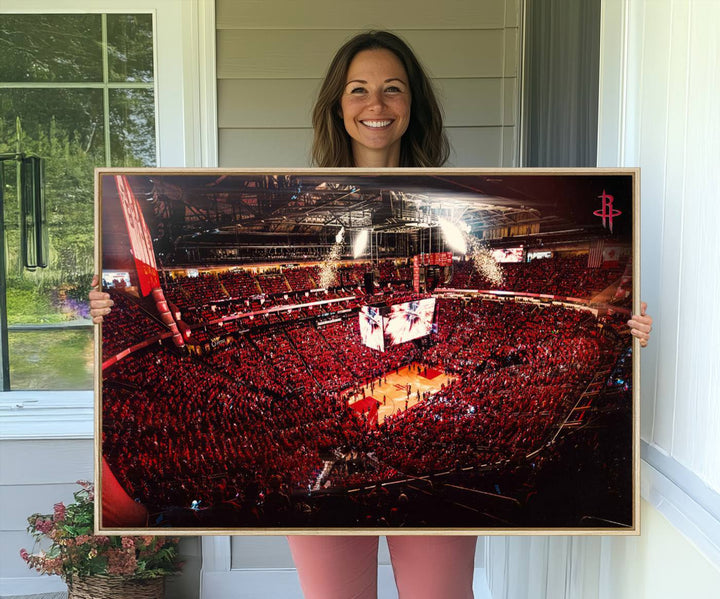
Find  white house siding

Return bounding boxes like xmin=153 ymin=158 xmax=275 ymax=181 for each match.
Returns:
xmin=216 ymin=0 xmax=521 ymax=168
xmin=0 ymin=438 xmax=93 ymax=596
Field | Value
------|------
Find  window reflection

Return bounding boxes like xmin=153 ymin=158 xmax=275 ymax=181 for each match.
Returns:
xmin=107 ymin=14 xmax=154 ymax=83
xmin=110 ymin=89 xmax=156 ymax=167
xmin=0 ymin=13 xmax=156 ymax=390
xmin=0 ymin=14 xmax=103 ymax=82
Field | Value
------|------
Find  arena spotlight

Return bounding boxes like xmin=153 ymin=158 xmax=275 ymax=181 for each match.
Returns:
xmin=336 ymin=226 xmax=345 ymax=244
xmin=438 ymin=218 xmax=467 ymax=254
xmin=353 ymin=229 xmax=369 ymax=258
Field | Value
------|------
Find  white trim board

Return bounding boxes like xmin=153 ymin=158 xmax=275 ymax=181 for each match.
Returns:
xmin=0 ymin=392 xmax=93 ymax=440
xmin=0 ymin=576 xmax=66 ymax=599
xmin=641 ymin=449 xmax=720 ymax=568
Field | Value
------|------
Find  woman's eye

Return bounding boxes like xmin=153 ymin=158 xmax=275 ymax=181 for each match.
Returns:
xmin=385 ymin=86 xmax=402 ymax=93
xmin=349 ymin=87 xmax=367 ymax=94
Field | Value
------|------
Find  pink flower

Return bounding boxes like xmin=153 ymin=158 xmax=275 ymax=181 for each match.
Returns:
xmin=20 ymin=481 xmax=179 ymax=580
xmin=34 ymin=518 xmax=53 ymax=534
xmin=121 ymin=537 xmax=135 ymax=549
xmin=53 ymin=502 xmax=66 ymax=521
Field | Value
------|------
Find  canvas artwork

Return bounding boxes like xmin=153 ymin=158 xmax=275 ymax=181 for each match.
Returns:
xmin=96 ymin=168 xmax=639 ymax=534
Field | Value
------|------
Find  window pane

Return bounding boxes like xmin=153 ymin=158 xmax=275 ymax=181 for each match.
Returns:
xmin=8 ymin=329 xmax=94 ymax=390
xmin=109 ymin=89 xmax=157 ymax=167
xmin=1 ymin=88 xmax=102 ymax=339
xmin=0 ymin=14 xmax=103 ymax=82
xmin=0 ymin=89 xmax=106 ymax=163
xmin=107 ymin=14 xmax=154 ymax=83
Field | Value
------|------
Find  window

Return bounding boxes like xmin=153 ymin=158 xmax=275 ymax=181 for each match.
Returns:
xmin=0 ymin=13 xmax=156 ymax=390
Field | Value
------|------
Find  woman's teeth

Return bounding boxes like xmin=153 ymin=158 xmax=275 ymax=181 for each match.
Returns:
xmin=362 ymin=120 xmax=392 ymax=128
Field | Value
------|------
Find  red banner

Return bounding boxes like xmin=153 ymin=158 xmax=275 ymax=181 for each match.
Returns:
xmin=151 ymin=287 xmax=185 ymax=348
xmin=602 ymin=245 xmax=622 ymax=268
xmin=115 ymin=175 xmax=160 ymax=296
xmin=412 ymin=253 xmax=452 ymax=291
xmin=414 ymin=252 xmax=452 ymax=266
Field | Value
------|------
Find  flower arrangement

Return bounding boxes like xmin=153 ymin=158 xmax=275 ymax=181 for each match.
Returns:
xmin=20 ymin=481 xmax=182 ymax=584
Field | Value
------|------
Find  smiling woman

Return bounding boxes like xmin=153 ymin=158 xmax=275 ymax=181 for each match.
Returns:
xmin=311 ymin=30 xmax=449 ymax=168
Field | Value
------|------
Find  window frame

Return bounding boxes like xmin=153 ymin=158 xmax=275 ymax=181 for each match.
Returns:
xmin=0 ymin=0 xmax=217 ymax=437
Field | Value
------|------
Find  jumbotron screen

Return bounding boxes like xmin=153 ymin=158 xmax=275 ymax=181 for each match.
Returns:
xmin=359 ymin=306 xmax=385 ymax=352
xmin=102 ymin=271 xmax=131 ymax=288
xmin=491 ymin=247 xmax=524 ymax=263
xmin=385 ymin=298 xmax=436 ymax=346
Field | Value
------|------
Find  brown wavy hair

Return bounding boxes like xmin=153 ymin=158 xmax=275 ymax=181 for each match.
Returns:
xmin=311 ymin=31 xmax=449 ymax=168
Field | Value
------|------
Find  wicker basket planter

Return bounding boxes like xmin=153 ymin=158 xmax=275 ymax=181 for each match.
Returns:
xmin=67 ymin=575 xmax=164 ymax=599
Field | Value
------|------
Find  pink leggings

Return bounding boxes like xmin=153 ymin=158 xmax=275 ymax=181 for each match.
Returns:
xmin=287 ymin=535 xmax=476 ymax=599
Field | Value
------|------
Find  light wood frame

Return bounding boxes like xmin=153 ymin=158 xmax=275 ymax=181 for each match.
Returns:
xmin=94 ymin=167 xmax=640 ymax=536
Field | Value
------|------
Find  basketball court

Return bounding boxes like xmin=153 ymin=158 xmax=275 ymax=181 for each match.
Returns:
xmin=348 ymin=362 xmax=455 ymax=425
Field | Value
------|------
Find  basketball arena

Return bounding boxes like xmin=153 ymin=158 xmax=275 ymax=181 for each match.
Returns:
xmin=99 ymin=171 xmax=635 ymax=530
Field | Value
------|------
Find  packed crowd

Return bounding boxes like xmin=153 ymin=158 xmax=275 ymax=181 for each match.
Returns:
xmin=101 ymin=289 xmax=166 ymax=360
xmin=131 ymin=255 xmax=628 ymax=341
xmin=373 ymin=300 xmax=611 ymax=476
xmin=102 ymin=266 xmax=630 ymax=520
xmin=448 ymin=254 xmax=626 ymax=298
xmin=103 ymin=342 xmax=368 ymax=512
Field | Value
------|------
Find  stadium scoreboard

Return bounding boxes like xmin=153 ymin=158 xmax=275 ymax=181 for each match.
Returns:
xmin=359 ymin=297 xmax=437 ymax=352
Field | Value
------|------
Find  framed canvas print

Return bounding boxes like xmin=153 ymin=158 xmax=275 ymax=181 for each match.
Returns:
xmin=95 ymin=168 xmax=639 ymax=535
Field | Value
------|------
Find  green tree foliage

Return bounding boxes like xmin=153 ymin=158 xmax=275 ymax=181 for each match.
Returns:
xmin=0 ymin=14 xmax=103 ymax=82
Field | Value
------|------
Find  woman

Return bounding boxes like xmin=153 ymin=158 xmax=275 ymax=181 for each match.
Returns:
xmin=90 ymin=31 xmax=653 ymax=599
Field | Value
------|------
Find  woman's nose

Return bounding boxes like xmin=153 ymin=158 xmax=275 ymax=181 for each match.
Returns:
xmin=366 ymin=89 xmax=385 ymax=110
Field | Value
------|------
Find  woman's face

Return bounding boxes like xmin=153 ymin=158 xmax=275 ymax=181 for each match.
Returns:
xmin=340 ymin=48 xmax=411 ymax=167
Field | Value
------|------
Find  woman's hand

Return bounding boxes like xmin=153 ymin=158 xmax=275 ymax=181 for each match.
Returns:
xmin=89 ymin=275 xmax=114 ymax=324
xmin=627 ymin=301 xmax=652 ymax=348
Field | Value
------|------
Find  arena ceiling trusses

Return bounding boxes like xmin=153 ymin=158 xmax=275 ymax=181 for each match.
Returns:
xmin=100 ymin=171 xmax=633 ymax=267
xmin=113 ymin=173 xmax=553 ymax=241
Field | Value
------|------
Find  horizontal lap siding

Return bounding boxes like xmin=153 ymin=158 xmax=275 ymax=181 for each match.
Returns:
xmin=0 ymin=439 xmax=93 ymax=579
xmin=219 ymin=79 xmax=515 ymax=128
xmin=216 ymin=0 xmax=517 ymax=30
xmin=217 ymin=0 xmax=521 ymax=168
xmin=219 ymin=128 xmax=314 ymax=167
xmin=217 ymin=30 xmax=510 ymax=79
xmin=219 ymin=126 xmax=510 ymax=168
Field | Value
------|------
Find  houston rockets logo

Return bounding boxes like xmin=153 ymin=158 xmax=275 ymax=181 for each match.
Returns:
xmin=593 ymin=190 xmax=622 ymax=233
